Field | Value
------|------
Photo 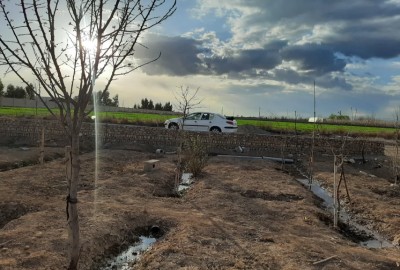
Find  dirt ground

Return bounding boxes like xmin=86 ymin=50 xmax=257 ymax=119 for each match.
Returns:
xmin=0 ymin=142 xmax=399 ymax=270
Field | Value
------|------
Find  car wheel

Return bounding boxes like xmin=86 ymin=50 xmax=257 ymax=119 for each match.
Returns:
xmin=210 ymin=127 xmax=221 ymax=133
xmin=169 ymin=123 xmax=179 ymax=130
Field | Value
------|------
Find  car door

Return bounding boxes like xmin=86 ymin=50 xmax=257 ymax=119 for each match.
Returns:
xmin=182 ymin=112 xmax=202 ymax=131
xmin=196 ymin=113 xmax=212 ymax=131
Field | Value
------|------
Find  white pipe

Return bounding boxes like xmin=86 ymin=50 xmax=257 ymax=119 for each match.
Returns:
xmin=216 ymin=155 xmax=294 ymax=164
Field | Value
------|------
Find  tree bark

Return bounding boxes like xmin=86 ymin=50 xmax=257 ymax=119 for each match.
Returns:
xmin=66 ymin=135 xmax=81 ymax=270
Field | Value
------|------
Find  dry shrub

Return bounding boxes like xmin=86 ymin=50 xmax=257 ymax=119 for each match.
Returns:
xmin=101 ymin=116 xmax=116 ymax=123
xmin=335 ymin=127 xmax=347 ymax=135
xmin=118 ymin=118 xmax=130 ymax=125
xmin=375 ymin=131 xmax=396 ymax=140
xmin=318 ymin=127 xmax=331 ymax=136
xmin=182 ymin=135 xmax=208 ymax=177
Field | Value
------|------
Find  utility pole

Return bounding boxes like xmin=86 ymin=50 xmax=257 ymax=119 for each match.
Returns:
xmin=313 ymin=81 xmax=316 ymax=142
xmin=309 ymin=80 xmax=316 ymax=184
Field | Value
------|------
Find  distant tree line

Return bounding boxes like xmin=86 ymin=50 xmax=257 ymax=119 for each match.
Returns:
xmin=328 ymin=112 xmax=350 ymax=120
xmin=134 ymin=98 xmax=173 ymax=111
xmin=83 ymin=89 xmax=119 ymax=107
xmin=0 ymin=79 xmax=35 ymax=99
xmin=0 ymin=81 xmax=171 ymax=112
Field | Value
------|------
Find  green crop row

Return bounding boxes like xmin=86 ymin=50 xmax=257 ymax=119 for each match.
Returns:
xmin=0 ymin=107 xmax=178 ymax=122
xmin=237 ymin=119 xmax=396 ymax=136
xmin=0 ymin=106 xmax=52 ymax=116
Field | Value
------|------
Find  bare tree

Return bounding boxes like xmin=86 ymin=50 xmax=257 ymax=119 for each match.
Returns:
xmin=172 ymin=86 xmax=202 ymax=193
xmin=0 ymin=1 xmax=176 ymax=269
xmin=329 ymin=136 xmax=351 ymax=228
xmin=174 ymin=85 xmax=202 ymax=124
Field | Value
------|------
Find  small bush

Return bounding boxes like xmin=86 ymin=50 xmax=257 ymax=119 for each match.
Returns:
xmin=183 ymin=135 xmax=208 ymax=177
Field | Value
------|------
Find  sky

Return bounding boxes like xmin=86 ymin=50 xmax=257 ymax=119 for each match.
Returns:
xmin=2 ymin=0 xmax=400 ymax=119
xmin=125 ymin=0 xmax=400 ymax=119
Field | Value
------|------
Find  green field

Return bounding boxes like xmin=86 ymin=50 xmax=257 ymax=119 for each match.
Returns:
xmin=0 ymin=107 xmax=179 ymax=123
xmin=237 ymin=119 xmax=396 ymax=135
xmin=95 ymin=111 xmax=180 ymax=123
xmin=0 ymin=106 xmax=54 ymax=117
xmin=0 ymin=106 xmax=396 ymax=137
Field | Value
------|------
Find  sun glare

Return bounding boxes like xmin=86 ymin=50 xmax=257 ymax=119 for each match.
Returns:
xmin=82 ymin=39 xmax=97 ymax=53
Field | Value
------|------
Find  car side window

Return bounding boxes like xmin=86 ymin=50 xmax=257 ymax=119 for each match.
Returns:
xmin=186 ymin=113 xmax=201 ymax=120
xmin=209 ymin=113 xmax=214 ymax=120
xmin=201 ymin=113 xmax=209 ymax=120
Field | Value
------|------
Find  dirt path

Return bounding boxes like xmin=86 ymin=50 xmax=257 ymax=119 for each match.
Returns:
xmin=0 ymin=148 xmax=399 ymax=269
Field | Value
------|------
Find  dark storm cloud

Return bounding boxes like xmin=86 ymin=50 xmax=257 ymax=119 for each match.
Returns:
xmin=243 ymin=0 xmax=400 ymax=24
xmin=231 ymin=0 xmax=400 ymax=60
xmin=269 ymin=68 xmax=352 ymax=91
xmin=323 ymin=22 xmax=400 ymax=59
xmin=207 ymin=47 xmax=282 ymax=75
xmin=137 ymin=34 xmax=352 ymax=90
xmin=203 ymin=40 xmax=287 ymax=76
xmin=137 ymin=35 xmax=205 ymax=76
xmin=317 ymin=75 xmax=353 ymax=91
xmin=281 ymin=44 xmax=347 ymax=75
xmin=138 ymin=35 xmax=284 ymax=76
xmin=270 ymin=69 xmax=309 ymax=85
xmin=138 ymin=0 xmax=400 ymax=91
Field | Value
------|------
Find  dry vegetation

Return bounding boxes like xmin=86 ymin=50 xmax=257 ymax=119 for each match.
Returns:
xmin=0 ymin=143 xmax=399 ymax=269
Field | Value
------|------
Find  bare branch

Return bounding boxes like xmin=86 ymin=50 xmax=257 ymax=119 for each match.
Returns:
xmin=174 ymin=86 xmax=203 ymax=119
xmin=0 ymin=2 xmax=176 ymax=268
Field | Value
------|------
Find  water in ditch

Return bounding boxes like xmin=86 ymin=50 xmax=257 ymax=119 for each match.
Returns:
xmin=178 ymin=172 xmax=193 ymax=193
xmin=100 ymin=236 xmax=156 ymax=270
xmin=296 ymin=178 xmax=394 ymax=248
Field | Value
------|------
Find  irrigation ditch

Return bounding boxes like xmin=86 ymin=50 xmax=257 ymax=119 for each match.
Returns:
xmin=93 ymin=225 xmax=165 ymax=270
xmin=94 ymin=172 xmax=195 ymax=269
xmin=216 ymin=153 xmax=397 ymax=250
xmin=296 ymin=178 xmax=393 ymax=248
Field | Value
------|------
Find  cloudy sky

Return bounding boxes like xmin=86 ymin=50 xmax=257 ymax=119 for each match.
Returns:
xmin=2 ymin=0 xmax=400 ymax=119
xmin=118 ymin=0 xmax=400 ymax=119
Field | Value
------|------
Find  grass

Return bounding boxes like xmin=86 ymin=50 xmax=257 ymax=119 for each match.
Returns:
xmin=0 ymin=106 xmax=54 ymax=117
xmin=0 ymin=106 xmax=397 ymax=138
xmin=95 ymin=111 xmax=179 ymax=123
xmin=0 ymin=106 xmax=179 ymax=122
xmin=237 ymin=119 xmax=396 ymax=135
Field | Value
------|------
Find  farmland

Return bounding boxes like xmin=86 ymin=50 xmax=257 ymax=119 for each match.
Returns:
xmin=0 ymin=144 xmax=399 ymax=269
xmin=0 ymin=106 xmax=397 ymax=137
xmin=1 ymin=106 xmax=400 ymax=269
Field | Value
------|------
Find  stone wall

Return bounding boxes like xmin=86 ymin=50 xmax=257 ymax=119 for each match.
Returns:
xmin=0 ymin=117 xmax=385 ymax=156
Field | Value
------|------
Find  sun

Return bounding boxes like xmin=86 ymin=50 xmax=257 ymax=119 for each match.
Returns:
xmin=82 ymin=38 xmax=97 ymax=54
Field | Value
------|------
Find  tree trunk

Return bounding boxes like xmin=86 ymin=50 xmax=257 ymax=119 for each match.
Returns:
xmin=67 ymin=134 xmax=81 ymax=270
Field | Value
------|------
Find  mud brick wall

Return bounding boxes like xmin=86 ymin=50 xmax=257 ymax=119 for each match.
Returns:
xmin=0 ymin=118 xmax=385 ymax=156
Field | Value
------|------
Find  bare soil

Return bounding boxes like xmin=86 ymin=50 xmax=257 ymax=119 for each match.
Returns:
xmin=0 ymin=143 xmax=399 ymax=270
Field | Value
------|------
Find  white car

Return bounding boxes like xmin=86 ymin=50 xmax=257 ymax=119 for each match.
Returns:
xmin=164 ymin=112 xmax=238 ymax=133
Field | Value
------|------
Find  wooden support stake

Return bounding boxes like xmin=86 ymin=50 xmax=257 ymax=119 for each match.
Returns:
xmin=39 ymin=127 xmax=45 ymax=165
xmin=313 ymin=255 xmax=337 ymax=265
xmin=333 ymin=155 xmax=338 ymax=228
